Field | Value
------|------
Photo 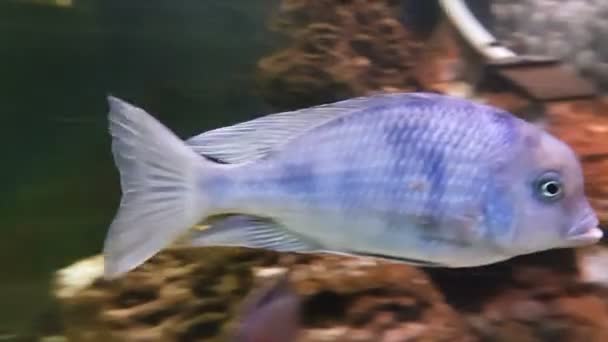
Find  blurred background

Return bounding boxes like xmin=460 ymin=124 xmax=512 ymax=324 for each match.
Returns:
xmin=0 ymin=0 xmax=280 ymax=337
xmin=2 ymin=0 xmax=608 ymax=341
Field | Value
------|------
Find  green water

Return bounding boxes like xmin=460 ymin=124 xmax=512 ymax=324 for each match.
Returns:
xmin=0 ymin=0 xmax=280 ymax=336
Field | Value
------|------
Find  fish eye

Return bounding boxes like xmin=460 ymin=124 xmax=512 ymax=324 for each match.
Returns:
xmin=535 ymin=172 xmax=564 ymax=202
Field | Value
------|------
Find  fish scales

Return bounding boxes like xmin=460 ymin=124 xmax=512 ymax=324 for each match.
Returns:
xmin=211 ymin=96 xmax=518 ymax=257
xmin=101 ymin=93 xmax=602 ymax=278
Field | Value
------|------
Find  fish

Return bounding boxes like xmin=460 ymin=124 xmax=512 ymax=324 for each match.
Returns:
xmin=102 ymin=92 xmax=603 ymax=279
xmin=231 ymin=274 xmax=301 ymax=342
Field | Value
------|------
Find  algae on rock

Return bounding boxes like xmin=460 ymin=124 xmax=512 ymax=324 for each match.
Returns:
xmin=257 ymin=0 xmax=422 ymax=110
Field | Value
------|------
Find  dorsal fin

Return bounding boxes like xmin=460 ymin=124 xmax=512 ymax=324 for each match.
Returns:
xmin=186 ymin=92 xmax=437 ymax=163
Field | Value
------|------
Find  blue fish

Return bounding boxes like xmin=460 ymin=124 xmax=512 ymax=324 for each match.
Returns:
xmin=102 ymin=92 xmax=602 ymax=279
xmin=232 ymin=274 xmax=300 ymax=342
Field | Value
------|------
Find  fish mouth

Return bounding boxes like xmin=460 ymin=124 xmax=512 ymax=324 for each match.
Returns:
xmin=566 ymin=215 xmax=603 ymax=246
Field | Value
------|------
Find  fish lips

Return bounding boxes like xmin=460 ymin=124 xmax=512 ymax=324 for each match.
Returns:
xmin=565 ymin=215 xmax=604 ymax=246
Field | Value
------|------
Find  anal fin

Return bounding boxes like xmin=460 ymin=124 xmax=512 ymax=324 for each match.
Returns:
xmin=187 ymin=215 xmax=322 ymax=253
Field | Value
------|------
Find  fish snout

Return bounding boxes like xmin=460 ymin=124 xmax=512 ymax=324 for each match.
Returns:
xmin=565 ymin=213 xmax=603 ymax=246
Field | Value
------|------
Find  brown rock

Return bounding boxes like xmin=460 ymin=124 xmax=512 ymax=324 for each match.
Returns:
xmin=413 ymin=21 xmax=464 ymax=90
xmin=554 ymin=295 xmax=608 ymax=327
xmin=347 ymin=328 xmax=376 ymax=342
xmin=381 ymin=322 xmax=427 ymax=342
xmin=491 ymin=321 xmax=537 ymax=342
xmin=508 ymin=299 xmax=548 ymax=323
xmin=54 ymin=247 xmax=274 ymax=341
xmin=545 ymin=98 xmax=608 ymax=225
xmin=257 ymin=0 xmax=422 ymax=110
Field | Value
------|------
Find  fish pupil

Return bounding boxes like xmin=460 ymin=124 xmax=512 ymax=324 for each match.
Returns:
xmin=534 ymin=171 xmax=564 ymax=202
xmin=540 ymin=180 xmax=562 ymax=198
xmin=544 ymin=182 xmax=559 ymax=195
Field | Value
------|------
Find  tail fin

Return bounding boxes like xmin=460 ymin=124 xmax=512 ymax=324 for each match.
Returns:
xmin=104 ymin=96 xmax=208 ymax=279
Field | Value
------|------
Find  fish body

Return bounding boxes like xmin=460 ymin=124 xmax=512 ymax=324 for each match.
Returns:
xmin=103 ymin=92 xmax=602 ymax=278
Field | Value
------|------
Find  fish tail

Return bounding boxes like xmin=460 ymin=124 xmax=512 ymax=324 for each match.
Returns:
xmin=103 ymin=96 xmax=212 ymax=279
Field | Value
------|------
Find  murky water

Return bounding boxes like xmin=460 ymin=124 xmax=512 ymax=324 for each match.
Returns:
xmin=0 ymin=0 xmax=279 ymax=336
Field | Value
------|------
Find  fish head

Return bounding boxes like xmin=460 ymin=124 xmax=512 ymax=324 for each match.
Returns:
xmin=496 ymin=124 xmax=603 ymax=255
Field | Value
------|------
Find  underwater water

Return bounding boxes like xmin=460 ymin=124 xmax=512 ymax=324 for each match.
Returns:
xmin=3 ymin=1 xmax=608 ymax=341
xmin=0 ymin=0 xmax=280 ymax=337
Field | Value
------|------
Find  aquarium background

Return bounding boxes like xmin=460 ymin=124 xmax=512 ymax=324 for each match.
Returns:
xmin=2 ymin=0 xmax=608 ymax=341
xmin=0 ymin=0 xmax=280 ymax=336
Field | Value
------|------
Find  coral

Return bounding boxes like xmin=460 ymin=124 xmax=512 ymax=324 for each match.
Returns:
xmin=288 ymin=255 xmax=475 ymax=341
xmin=53 ymin=249 xmax=475 ymax=341
xmin=256 ymin=0 xmax=422 ymax=110
xmin=53 ymin=247 xmax=279 ymax=342
xmin=54 ymin=247 xmax=608 ymax=342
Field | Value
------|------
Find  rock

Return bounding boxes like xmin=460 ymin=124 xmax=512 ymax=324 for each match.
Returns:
xmin=431 ymin=250 xmax=608 ymax=342
xmin=54 ymin=255 xmax=105 ymax=301
xmin=508 ymin=299 xmax=548 ymax=322
xmin=288 ymin=256 xmax=474 ymax=341
xmin=578 ymin=245 xmax=608 ymax=287
xmin=256 ymin=0 xmax=421 ymax=110
xmin=53 ymin=249 xmax=475 ymax=341
xmin=53 ymin=247 xmax=277 ymax=341
xmin=347 ymin=328 xmax=376 ymax=342
xmin=381 ymin=322 xmax=427 ymax=342
xmin=554 ymin=295 xmax=607 ymax=326
xmin=40 ymin=336 xmax=68 ymax=342
xmin=545 ymin=98 xmax=608 ymax=225
xmin=304 ymin=326 xmax=350 ymax=341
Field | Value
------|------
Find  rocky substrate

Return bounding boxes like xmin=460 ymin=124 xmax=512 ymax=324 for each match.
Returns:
xmin=429 ymin=248 xmax=608 ymax=342
xmin=53 ymin=248 xmax=277 ymax=342
xmin=53 ymin=248 xmax=473 ymax=342
xmin=52 ymin=245 xmax=608 ymax=342
xmin=256 ymin=0 xmax=423 ymax=110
